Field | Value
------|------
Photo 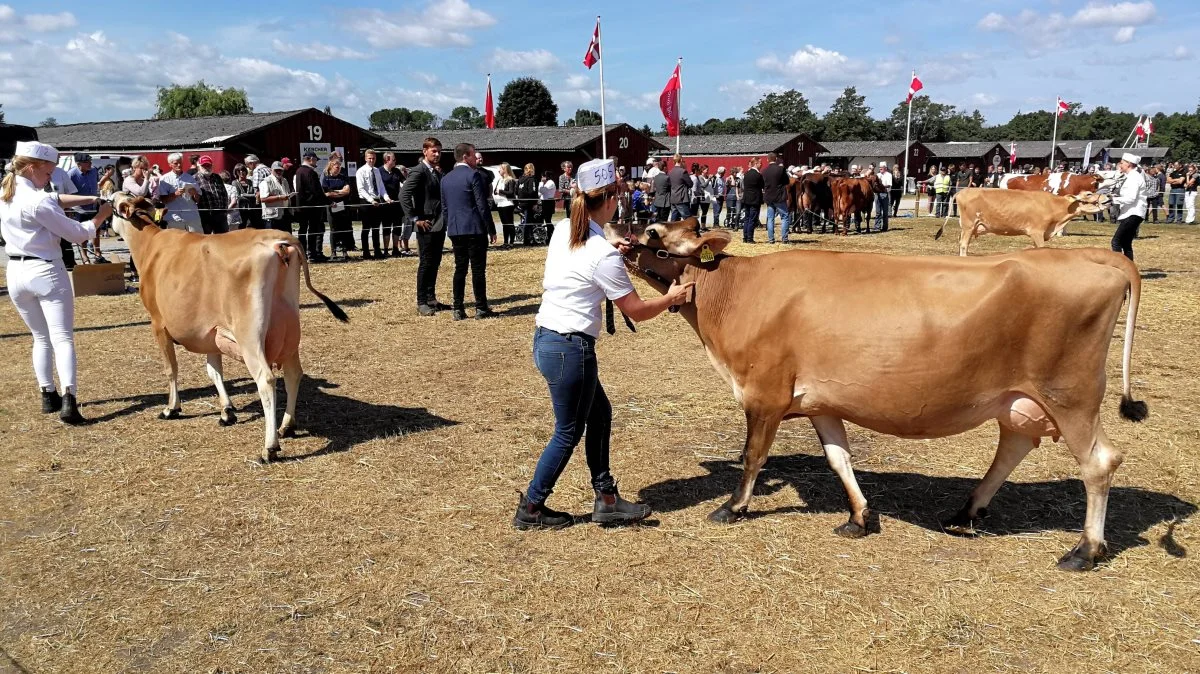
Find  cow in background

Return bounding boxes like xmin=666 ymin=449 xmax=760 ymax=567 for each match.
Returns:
xmin=936 ymin=188 xmax=1109 ymax=255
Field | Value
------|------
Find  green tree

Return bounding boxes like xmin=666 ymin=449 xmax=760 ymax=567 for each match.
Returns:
xmin=885 ymin=95 xmax=957 ymax=142
xmin=323 ymin=105 xmax=332 ymax=115
xmin=563 ymin=109 xmax=602 ymax=127
xmin=495 ymin=77 xmax=558 ymax=127
xmin=447 ymin=105 xmax=484 ymax=129
xmin=367 ymin=107 xmax=437 ymax=131
xmin=944 ymin=110 xmax=987 ymax=142
xmin=822 ymin=87 xmax=880 ymax=141
xmin=639 ymin=124 xmax=653 ymax=136
xmin=745 ymin=90 xmax=820 ymax=136
xmin=154 ymin=81 xmax=251 ymax=119
xmin=39 ymin=116 xmax=58 ymax=127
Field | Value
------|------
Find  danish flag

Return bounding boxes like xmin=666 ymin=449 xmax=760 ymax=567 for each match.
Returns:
xmin=1056 ymin=97 xmax=1070 ymax=117
xmin=905 ymin=73 xmax=923 ymax=104
xmin=582 ymin=18 xmax=600 ymax=69
xmin=1009 ymin=141 xmax=1017 ymax=166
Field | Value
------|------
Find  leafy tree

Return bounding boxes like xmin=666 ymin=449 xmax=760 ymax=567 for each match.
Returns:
xmin=944 ymin=110 xmax=987 ymax=142
xmin=323 ymin=105 xmax=332 ymax=115
xmin=745 ymin=90 xmax=820 ymax=136
xmin=639 ymin=124 xmax=653 ymax=136
xmin=367 ymin=107 xmax=438 ymax=131
xmin=39 ymin=117 xmax=58 ymax=127
xmin=495 ymin=77 xmax=558 ymax=127
xmin=154 ymin=81 xmax=251 ymax=119
xmin=563 ymin=109 xmax=602 ymax=127
xmin=885 ymin=95 xmax=955 ymax=142
xmin=447 ymin=106 xmax=484 ymax=129
xmin=822 ymin=87 xmax=880 ymax=141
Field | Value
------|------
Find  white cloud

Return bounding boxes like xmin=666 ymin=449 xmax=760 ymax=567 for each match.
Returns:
xmin=0 ymin=6 xmax=77 ymax=39
xmin=271 ymin=39 xmax=371 ymax=61
xmin=23 ymin=11 xmax=77 ymax=32
xmin=1113 ymin=26 xmax=1136 ymax=43
xmin=971 ymin=93 xmax=998 ymax=106
xmin=410 ymin=71 xmax=441 ymax=86
xmin=1072 ymin=1 xmax=1156 ymax=27
xmin=977 ymin=12 xmax=1008 ymax=30
xmin=489 ymin=48 xmax=560 ymax=73
xmin=565 ymin=74 xmax=590 ymax=88
xmin=1172 ymin=45 xmax=1192 ymax=60
xmin=717 ymin=79 xmax=787 ymax=102
xmin=374 ymin=85 xmax=473 ymax=115
xmin=343 ymin=0 xmax=495 ymax=49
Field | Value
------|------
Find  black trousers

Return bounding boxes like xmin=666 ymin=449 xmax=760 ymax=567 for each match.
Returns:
xmin=360 ymin=205 xmax=382 ymax=255
xmin=380 ymin=203 xmax=403 ymax=250
xmin=297 ymin=208 xmax=326 ymax=258
xmin=450 ymin=234 xmax=489 ymax=311
xmin=499 ymin=206 xmax=516 ymax=245
xmin=1111 ymin=214 xmax=1143 ymax=261
xmin=329 ymin=210 xmax=353 ymax=255
xmin=416 ymin=229 xmax=446 ymax=307
xmin=522 ymin=203 xmax=538 ymax=244
xmin=890 ymin=190 xmax=902 ymax=217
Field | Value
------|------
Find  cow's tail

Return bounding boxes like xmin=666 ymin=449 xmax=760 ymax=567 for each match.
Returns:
xmin=1118 ymin=258 xmax=1147 ymax=422
xmin=276 ymin=240 xmax=350 ymax=323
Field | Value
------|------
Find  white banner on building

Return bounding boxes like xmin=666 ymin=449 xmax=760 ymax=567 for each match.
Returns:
xmin=300 ymin=142 xmax=332 ymax=173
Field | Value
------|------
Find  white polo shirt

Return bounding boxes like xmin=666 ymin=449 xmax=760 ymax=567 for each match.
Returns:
xmin=535 ymin=219 xmax=635 ymax=338
xmin=2 ymin=176 xmax=97 ymax=261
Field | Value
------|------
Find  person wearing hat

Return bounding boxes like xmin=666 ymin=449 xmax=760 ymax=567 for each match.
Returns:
xmin=259 ymin=161 xmax=294 ymax=232
xmin=515 ymin=156 xmax=693 ymax=529
xmin=241 ymin=154 xmax=268 ymax=230
xmin=294 ymin=150 xmax=329 ymax=261
xmin=875 ymin=162 xmax=892 ymax=233
xmin=194 ymin=155 xmax=228 ymax=235
xmin=712 ymin=166 xmax=727 ymax=227
xmin=1 ymin=141 xmax=113 ymax=424
xmin=1110 ymin=152 xmax=1148 ymax=261
xmin=156 ymin=153 xmax=203 ymax=233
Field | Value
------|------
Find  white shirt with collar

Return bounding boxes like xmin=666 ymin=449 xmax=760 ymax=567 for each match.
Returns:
xmin=2 ymin=176 xmax=97 ymax=261
xmin=878 ymin=171 xmax=893 ymax=188
xmin=535 ymin=219 xmax=636 ymax=339
xmin=355 ymin=163 xmax=391 ymax=204
xmin=1113 ymin=168 xmax=1147 ymax=219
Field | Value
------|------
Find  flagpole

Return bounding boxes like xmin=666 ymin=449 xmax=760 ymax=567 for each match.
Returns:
xmin=675 ymin=57 xmax=682 ymax=155
xmin=1050 ymin=97 xmax=1060 ymax=171
xmin=902 ymin=70 xmax=914 ymax=212
xmin=596 ymin=16 xmax=607 ymax=159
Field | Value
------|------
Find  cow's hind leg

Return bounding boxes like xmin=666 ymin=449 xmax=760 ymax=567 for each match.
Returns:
xmin=958 ymin=219 xmax=975 ymax=256
xmin=944 ymin=426 xmax=1037 ymax=534
xmin=277 ymin=350 xmax=302 ymax=439
xmin=709 ymin=408 xmax=783 ymax=523
xmin=242 ymin=347 xmax=279 ymax=464
xmin=811 ymin=416 xmax=877 ymax=537
xmin=1058 ymin=425 xmax=1123 ymax=572
xmin=206 ymin=353 xmax=237 ymax=426
xmin=153 ymin=323 xmax=182 ymax=420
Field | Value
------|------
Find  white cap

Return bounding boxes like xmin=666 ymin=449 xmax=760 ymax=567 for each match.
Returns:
xmin=646 ymin=157 xmax=655 ymax=165
xmin=577 ymin=158 xmax=616 ymax=192
xmin=879 ymin=161 xmax=888 ymax=168
xmin=1121 ymin=152 xmax=1141 ymax=164
xmin=850 ymin=164 xmax=859 ymax=171
xmin=717 ymin=166 xmax=725 ymax=173
xmin=14 ymin=141 xmax=58 ymax=163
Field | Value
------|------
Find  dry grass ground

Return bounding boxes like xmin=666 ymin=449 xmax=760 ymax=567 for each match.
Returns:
xmin=1 ymin=216 xmax=1198 ymax=673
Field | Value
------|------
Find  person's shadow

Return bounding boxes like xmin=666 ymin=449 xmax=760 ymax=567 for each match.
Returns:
xmin=85 ymin=374 xmax=457 ymax=461
xmin=639 ymin=452 xmax=1194 ymax=562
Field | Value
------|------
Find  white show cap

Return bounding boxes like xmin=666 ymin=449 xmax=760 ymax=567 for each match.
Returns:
xmin=850 ymin=164 xmax=859 ymax=171
xmin=1121 ymin=152 xmax=1141 ymax=164
xmin=14 ymin=141 xmax=59 ymax=163
xmin=577 ymin=158 xmax=615 ymax=192
xmin=879 ymin=161 xmax=887 ymax=168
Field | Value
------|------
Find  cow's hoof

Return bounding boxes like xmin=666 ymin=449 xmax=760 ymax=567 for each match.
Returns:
xmin=708 ymin=504 xmax=740 ymax=524
xmin=278 ymin=425 xmax=295 ymax=439
xmin=1057 ymin=541 xmax=1103 ymax=572
xmin=218 ymin=407 xmax=237 ymax=426
xmin=834 ymin=521 xmax=868 ymax=538
xmin=943 ymin=506 xmax=986 ymax=536
xmin=259 ymin=448 xmax=280 ymax=465
xmin=160 ymin=408 xmax=181 ymax=420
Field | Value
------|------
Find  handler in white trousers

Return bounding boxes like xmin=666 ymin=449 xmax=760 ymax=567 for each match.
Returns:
xmin=1 ymin=141 xmax=112 ymax=424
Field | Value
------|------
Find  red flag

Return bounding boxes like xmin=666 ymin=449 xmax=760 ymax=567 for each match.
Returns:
xmin=1135 ymin=116 xmax=1146 ymax=139
xmin=659 ymin=62 xmax=681 ymax=137
xmin=1009 ymin=141 xmax=1017 ymax=166
xmin=905 ymin=73 xmax=923 ymax=104
xmin=1144 ymin=115 xmax=1153 ymax=135
xmin=1056 ymin=97 xmax=1070 ymax=117
xmin=484 ymin=75 xmax=494 ymax=129
xmin=582 ymin=18 xmax=600 ymax=69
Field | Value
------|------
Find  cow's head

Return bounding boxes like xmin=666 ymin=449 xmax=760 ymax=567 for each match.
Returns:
xmin=111 ymin=192 xmax=162 ymax=238
xmin=1067 ymin=191 xmax=1110 ymax=214
xmin=619 ymin=217 xmax=732 ymax=289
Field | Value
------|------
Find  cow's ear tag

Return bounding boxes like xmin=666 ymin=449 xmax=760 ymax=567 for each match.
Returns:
xmin=699 ymin=244 xmax=715 ymax=263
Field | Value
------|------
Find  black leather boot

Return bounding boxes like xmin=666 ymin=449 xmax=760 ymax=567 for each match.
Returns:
xmin=512 ymin=493 xmax=573 ymax=530
xmin=41 ymin=388 xmax=62 ymax=413
xmin=593 ymin=488 xmax=651 ymax=524
xmin=59 ymin=392 xmax=86 ymax=425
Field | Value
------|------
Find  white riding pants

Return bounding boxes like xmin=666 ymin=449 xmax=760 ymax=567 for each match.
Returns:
xmin=1186 ymin=190 xmax=1196 ymax=224
xmin=5 ymin=258 xmax=77 ymax=393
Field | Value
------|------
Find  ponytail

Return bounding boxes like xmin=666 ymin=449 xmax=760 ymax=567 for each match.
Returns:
xmin=568 ymin=183 xmax=617 ymax=249
xmin=0 ymin=172 xmax=15 ymax=204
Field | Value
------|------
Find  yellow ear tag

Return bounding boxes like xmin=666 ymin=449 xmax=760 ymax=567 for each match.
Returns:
xmin=699 ymin=244 xmax=715 ymax=263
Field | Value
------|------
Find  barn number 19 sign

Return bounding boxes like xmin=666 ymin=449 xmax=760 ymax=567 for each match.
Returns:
xmin=307 ymin=125 xmax=323 ymax=141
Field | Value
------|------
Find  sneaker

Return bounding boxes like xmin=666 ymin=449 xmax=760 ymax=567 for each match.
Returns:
xmin=451 ymin=309 xmax=468 ymax=321
xmin=41 ymin=388 xmax=62 ymax=413
xmin=592 ymin=488 xmax=651 ymax=524
xmin=417 ymin=304 xmax=437 ymax=316
xmin=474 ymin=308 xmax=498 ymax=320
xmin=95 ymin=256 xmax=111 ymax=264
xmin=513 ymin=494 xmax=574 ymax=530
xmin=59 ymin=392 xmax=86 ymax=425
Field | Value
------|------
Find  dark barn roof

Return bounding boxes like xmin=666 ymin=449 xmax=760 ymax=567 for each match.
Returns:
xmin=35 ymin=109 xmax=389 ymax=151
xmin=380 ymin=124 xmax=663 ymax=153
xmin=924 ymin=141 xmax=1006 ymax=159
xmin=1056 ymin=139 xmax=1112 ymax=160
xmin=817 ymin=141 xmax=922 ymax=157
xmin=648 ymin=133 xmax=825 ymax=156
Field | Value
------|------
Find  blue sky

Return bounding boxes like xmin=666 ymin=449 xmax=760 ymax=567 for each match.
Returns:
xmin=1 ymin=0 xmax=1196 ymax=129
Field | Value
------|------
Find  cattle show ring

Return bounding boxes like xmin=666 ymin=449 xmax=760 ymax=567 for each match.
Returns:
xmin=3 ymin=30 xmax=1200 ymax=674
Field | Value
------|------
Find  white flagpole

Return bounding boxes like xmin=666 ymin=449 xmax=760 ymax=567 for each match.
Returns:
xmin=675 ymin=57 xmax=682 ymax=156
xmin=902 ymin=70 xmax=914 ymax=212
xmin=1049 ymin=97 xmax=1060 ymax=170
xmin=596 ymin=16 xmax=607 ymax=159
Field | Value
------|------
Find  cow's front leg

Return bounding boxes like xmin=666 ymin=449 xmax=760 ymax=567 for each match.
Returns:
xmin=206 ymin=353 xmax=237 ymax=426
xmin=277 ymin=351 xmax=302 ymax=439
xmin=710 ymin=408 xmax=783 ymax=523
xmin=153 ymin=323 xmax=182 ymax=420
xmin=811 ymin=415 xmax=877 ymax=538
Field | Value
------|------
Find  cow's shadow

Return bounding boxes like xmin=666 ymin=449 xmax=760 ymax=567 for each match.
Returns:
xmin=639 ymin=453 xmax=1194 ymax=561
xmin=85 ymin=375 xmax=456 ymax=460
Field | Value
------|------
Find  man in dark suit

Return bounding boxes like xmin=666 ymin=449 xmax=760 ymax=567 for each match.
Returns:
xmin=667 ymin=154 xmax=693 ymax=222
xmin=741 ymin=158 xmax=764 ymax=243
xmin=294 ymin=151 xmax=329 ymax=261
xmin=440 ymin=142 xmax=498 ymax=320
xmin=401 ymin=137 xmax=447 ymax=316
xmin=651 ymin=163 xmax=670 ymax=223
xmin=762 ymin=152 xmax=789 ymax=243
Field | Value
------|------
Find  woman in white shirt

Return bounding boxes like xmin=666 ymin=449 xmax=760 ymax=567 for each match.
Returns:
xmin=493 ymin=162 xmax=517 ymax=247
xmin=537 ymin=170 xmax=558 ymax=242
xmin=1 ymin=141 xmax=113 ymax=424
xmin=1110 ymin=152 xmax=1148 ymax=261
xmin=515 ymin=157 xmax=693 ymax=530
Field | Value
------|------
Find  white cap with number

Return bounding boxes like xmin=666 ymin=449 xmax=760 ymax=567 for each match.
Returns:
xmin=577 ymin=158 xmax=616 ymax=192
xmin=14 ymin=141 xmax=59 ymax=163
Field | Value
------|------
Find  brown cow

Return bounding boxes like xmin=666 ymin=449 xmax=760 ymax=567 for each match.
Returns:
xmin=112 ymin=193 xmax=349 ymax=463
xmin=787 ymin=172 xmax=835 ymax=234
xmin=1003 ymin=171 xmax=1118 ymax=196
xmin=620 ymin=218 xmax=1146 ymax=571
xmin=830 ymin=175 xmax=878 ymax=235
xmin=935 ymin=188 xmax=1109 ymax=255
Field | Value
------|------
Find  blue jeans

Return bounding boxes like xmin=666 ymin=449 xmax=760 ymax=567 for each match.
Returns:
xmin=526 ymin=327 xmax=615 ymax=504
xmin=742 ymin=204 xmax=761 ymax=242
xmin=1168 ymin=191 xmax=1183 ymax=222
xmin=765 ymin=201 xmax=789 ymax=242
xmin=874 ymin=193 xmax=890 ymax=231
xmin=725 ymin=198 xmax=738 ymax=227
xmin=669 ymin=202 xmax=692 ymax=222
xmin=712 ymin=198 xmax=724 ymax=226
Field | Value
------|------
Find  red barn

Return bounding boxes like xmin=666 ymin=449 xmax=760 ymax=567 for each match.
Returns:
xmin=647 ymin=133 xmax=826 ymax=175
xmin=36 ymin=108 xmax=388 ymax=175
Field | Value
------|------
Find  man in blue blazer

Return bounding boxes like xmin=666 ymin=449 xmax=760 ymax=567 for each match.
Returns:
xmin=441 ymin=143 xmax=498 ymax=320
